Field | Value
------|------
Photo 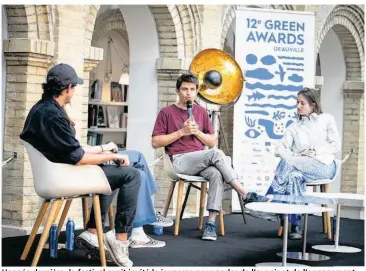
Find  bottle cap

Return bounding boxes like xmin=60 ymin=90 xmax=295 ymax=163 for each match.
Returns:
xmin=51 ymin=223 xmax=57 ymax=226
xmin=68 ymin=217 xmax=74 ymax=221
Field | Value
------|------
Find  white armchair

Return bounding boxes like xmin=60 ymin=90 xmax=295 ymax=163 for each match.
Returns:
xmin=21 ymin=142 xmax=112 ymax=267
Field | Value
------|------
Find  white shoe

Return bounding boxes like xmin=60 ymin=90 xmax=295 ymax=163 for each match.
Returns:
xmin=104 ymin=230 xmax=133 ymax=267
xmin=149 ymin=212 xmax=174 ymax=227
xmin=75 ymin=231 xmax=113 ymax=262
xmin=129 ymin=235 xmax=166 ymax=248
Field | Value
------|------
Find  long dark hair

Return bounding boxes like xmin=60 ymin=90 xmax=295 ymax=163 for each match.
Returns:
xmin=297 ymin=87 xmax=322 ymax=120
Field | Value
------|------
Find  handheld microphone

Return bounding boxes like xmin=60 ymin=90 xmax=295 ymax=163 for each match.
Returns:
xmin=186 ymin=100 xmax=193 ymax=118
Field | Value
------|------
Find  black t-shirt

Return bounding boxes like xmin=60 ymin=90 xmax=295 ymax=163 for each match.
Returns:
xmin=20 ymin=98 xmax=84 ymax=165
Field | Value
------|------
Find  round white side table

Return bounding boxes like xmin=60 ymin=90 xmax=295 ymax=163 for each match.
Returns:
xmin=268 ymin=194 xmax=335 ymax=262
xmin=245 ymin=202 xmax=332 ymax=267
xmin=306 ymin=192 xmax=364 ymax=253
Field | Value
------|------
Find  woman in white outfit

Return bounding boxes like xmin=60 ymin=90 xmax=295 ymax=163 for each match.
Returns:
xmin=266 ymin=87 xmax=341 ymax=239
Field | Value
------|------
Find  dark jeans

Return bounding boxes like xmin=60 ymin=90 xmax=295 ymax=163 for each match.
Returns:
xmin=87 ymin=165 xmax=141 ymax=234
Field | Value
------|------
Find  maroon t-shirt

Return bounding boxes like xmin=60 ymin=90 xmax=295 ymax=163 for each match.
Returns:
xmin=152 ymin=104 xmax=214 ymax=155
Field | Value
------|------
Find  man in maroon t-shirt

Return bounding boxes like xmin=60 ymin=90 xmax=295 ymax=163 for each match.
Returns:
xmin=151 ymin=73 xmax=269 ymax=241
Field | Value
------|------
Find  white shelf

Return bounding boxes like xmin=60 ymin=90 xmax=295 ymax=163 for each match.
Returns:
xmin=88 ymin=101 xmax=127 ymax=106
xmin=88 ymin=128 xmax=127 ymax=132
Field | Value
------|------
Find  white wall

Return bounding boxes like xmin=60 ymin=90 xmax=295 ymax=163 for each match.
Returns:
xmin=119 ymin=5 xmax=160 ymax=164
xmin=92 ymin=30 xmax=129 ymax=84
xmin=319 ymin=29 xmax=346 ymax=194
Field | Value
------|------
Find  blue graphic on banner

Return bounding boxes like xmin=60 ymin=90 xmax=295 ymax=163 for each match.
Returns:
xmin=246 ymin=82 xmax=303 ymax=91
xmin=243 ymin=52 xmax=304 ymax=140
xmin=285 ymin=119 xmax=294 ymax=128
xmin=258 ymin=119 xmax=283 ymax=139
xmin=246 ymin=54 xmax=258 ymax=64
xmin=245 ymin=103 xmax=297 ymax=110
xmin=272 ymin=111 xmax=286 ymax=121
xmin=260 ymin=55 xmax=276 ymax=65
xmin=268 ymin=94 xmax=297 ymax=100
xmin=245 ymin=110 xmax=270 ymax=116
xmin=288 ymin=74 xmax=303 ymax=83
xmin=283 ymin=62 xmax=304 ymax=66
xmin=245 ymin=116 xmax=261 ymax=138
xmin=278 ymin=56 xmax=304 ymax=60
xmin=246 ymin=68 xmax=274 ymax=80
xmin=247 ymin=91 xmax=265 ymax=101
xmin=275 ymin=64 xmax=286 ymax=82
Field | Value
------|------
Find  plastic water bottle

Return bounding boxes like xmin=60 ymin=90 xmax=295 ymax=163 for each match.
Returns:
xmin=49 ymin=223 xmax=58 ymax=258
xmin=66 ymin=218 xmax=75 ymax=250
xmin=153 ymin=225 xmax=163 ymax=235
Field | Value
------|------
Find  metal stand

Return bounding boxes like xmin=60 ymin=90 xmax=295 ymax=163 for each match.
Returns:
xmin=312 ymin=204 xmax=361 ymax=253
xmin=214 ymin=110 xmax=247 ymax=225
xmin=277 ymin=214 xmax=330 ymax=261
xmin=256 ymin=214 xmax=309 ymax=267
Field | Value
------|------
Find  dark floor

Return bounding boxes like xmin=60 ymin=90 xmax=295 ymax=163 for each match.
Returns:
xmin=2 ymin=214 xmax=364 ymax=267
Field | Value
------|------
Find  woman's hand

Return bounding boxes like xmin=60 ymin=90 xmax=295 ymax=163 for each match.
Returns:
xmin=299 ymin=149 xmax=316 ymax=157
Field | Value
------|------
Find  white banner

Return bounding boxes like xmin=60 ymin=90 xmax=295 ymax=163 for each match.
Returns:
xmin=232 ymin=8 xmax=315 ymax=212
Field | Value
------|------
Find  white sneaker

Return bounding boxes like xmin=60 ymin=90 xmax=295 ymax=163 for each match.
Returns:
xmin=75 ymin=231 xmax=114 ymax=263
xmin=104 ymin=230 xmax=133 ymax=267
xmin=149 ymin=212 xmax=174 ymax=227
xmin=129 ymin=235 xmax=166 ymax=248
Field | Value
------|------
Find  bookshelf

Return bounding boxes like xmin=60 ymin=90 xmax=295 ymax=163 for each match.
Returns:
xmin=88 ymin=128 xmax=127 ymax=132
xmin=89 ymin=101 xmax=128 ymax=106
xmin=87 ymin=79 xmax=129 ymax=148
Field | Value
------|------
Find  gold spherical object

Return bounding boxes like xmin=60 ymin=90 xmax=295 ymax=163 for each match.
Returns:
xmin=190 ymin=48 xmax=245 ymax=105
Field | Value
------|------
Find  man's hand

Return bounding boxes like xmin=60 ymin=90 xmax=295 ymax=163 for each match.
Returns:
xmin=180 ymin=120 xmax=200 ymax=136
xmin=189 ymin=122 xmax=200 ymax=135
xmin=113 ymin=154 xmax=130 ymax=167
xmin=181 ymin=119 xmax=193 ymax=136
xmin=102 ymin=142 xmax=118 ymax=153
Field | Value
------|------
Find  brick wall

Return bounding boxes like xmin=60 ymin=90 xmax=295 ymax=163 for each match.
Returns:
xmin=3 ymin=39 xmax=54 ymax=229
xmin=341 ymin=81 xmax=364 ymax=194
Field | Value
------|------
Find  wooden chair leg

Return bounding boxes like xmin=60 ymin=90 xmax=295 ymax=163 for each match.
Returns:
xmin=198 ymin=182 xmax=207 ymax=230
xmin=20 ymin=200 xmax=50 ymax=260
xmin=320 ymin=185 xmax=327 ymax=233
xmin=163 ymin=182 xmax=176 ymax=217
xmin=324 ymin=184 xmax=332 ymax=239
xmin=82 ymin=197 xmax=89 ymax=230
xmin=57 ymin=199 xmax=72 ymax=236
xmin=278 ymin=226 xmax=284 ymax=237
xmin=174 ymin=180 xmax=185 ymax=236
xmin=31 ymin=200 xmax=63 ymax=267
xmin=108 ymin=205 xmax=115 ymax=230
xmin=219 ymin=208 xmax=225 ymax=236
xmin=93 ymin=195 xmax=107 ymax=267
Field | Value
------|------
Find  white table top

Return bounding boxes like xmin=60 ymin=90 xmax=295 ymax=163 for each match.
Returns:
xmin=245 ymin=202 xmax=332 ymax=215
xmin=305 ymin=192 xmax=364 ymax=201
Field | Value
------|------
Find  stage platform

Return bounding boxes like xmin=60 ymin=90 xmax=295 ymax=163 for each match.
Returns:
xmin=2 ymin=214 xmax=364 ymax=267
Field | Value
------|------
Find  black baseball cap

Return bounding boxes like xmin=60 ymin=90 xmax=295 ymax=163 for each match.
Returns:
xmin=47 ymin=63 xmax=83 ymax=85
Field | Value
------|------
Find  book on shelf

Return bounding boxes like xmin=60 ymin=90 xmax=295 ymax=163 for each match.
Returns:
xmin=88 ymin=105 xmax=106 ymax=128
xmin=111 ymin=82 xmax=123 ymax=102
xmin=120 ymin=113 xmax=128 ymax=129
xmin=89 ymin=79 xmax=103 ymax=101
xmin=123 ymin=85 xmax=128 ymax=102
xmin=101 ymin=82 xmax=111 ymax=101
xmin=87 ymin=132 xmax=103 ymax=146
xmin=106 ymin=106 xmax=120 ymax=128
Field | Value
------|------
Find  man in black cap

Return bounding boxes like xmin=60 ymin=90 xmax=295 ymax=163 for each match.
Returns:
xmin=20 ymin=63 xmax=140 ymax=267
